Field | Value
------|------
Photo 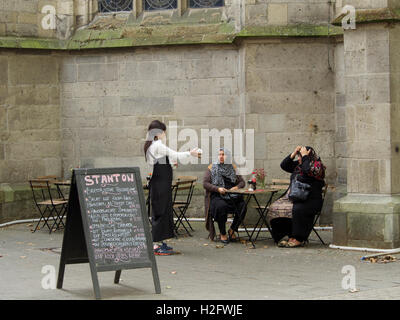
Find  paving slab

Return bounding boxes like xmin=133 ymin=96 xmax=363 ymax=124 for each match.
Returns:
xmin=1 ymin=221 xmax=400 ymax=300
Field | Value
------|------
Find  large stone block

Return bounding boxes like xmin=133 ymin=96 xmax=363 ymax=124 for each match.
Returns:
xmin=135 ymin=61 xmax=159 ymax=80
xmin=77 ymin=63 xmax=118 ymax=82
xmin=174 ymin=95 xmax=239 ymax=117
xmin=267 ymin=3 xmax=288 ymax=26
xmin=6 ymin=141 xmax=60 ymax=160
xmin=8 ymin=105 xmax=60 ymax=130
xmin=11 ymin=85 xmax=54 ymax=105
xmin=62 ymin=97 xmax=101 ymax=118
xmin=334 ymin=194 xmax=400 ymax=248
xmin=17 ymin=12 xmax=37 ymax=24
xmin=189 ymin=78 xmax=238 ymax=96
xmin=9 ymin=56 xmax=58 ymax=85
xmin=251 ymin=43 xmax=330 ymax=71
xmin=269 ymin=69 xmax=334 ymax=93
xmin=245 ymin=4 xmax=268 ymax=25
xmin=248 ymin=91 xmax=334 ymax=115
xmin=120 ymin=96 xmax=174 ymax=116
xmin=59 ymin=63 xmax=77 ymax=83
xmin=288 ymin=2 xmax=330 ymax=24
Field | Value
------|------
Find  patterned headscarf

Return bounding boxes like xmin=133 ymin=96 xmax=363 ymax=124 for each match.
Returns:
xmin=210 ymin=148 xmax=237 ymax=188
xmin=295 ymin=146 xmax=326 ymax=180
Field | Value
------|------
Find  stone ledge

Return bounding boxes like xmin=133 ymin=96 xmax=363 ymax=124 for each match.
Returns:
xmin=0 ymin=23 xmax=344 ymax=50
xmin=334 ymin=194 xmax=400 ymax=214
xmin=332 ymin=7 xmax=400 ymax=26
xmin=237 ymin=25 xmax=343 ymax=38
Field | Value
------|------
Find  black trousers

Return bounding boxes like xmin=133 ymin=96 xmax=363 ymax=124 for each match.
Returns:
xmin=210 ymin=195 xmax=246 ymax=235
xmin=270 ymin=197 xmax=322 ymax=243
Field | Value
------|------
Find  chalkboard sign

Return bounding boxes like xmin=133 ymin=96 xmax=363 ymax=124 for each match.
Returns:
xmin=56 ymin=167 xmax=160 ymax=299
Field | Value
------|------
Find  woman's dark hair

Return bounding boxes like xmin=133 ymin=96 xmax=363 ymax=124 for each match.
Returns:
xmin=144 ymin=120 xmax=167 ymax=160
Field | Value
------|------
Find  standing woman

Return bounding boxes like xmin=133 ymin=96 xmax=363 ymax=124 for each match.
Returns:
xmin=144 ymin=120 xmax=201 ymax=255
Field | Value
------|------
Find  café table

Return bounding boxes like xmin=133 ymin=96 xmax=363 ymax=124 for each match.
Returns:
xmin=225 ymin=187 xmax=281 ymax=248
xmin=53 ymin=180 xmax=71 ymax=201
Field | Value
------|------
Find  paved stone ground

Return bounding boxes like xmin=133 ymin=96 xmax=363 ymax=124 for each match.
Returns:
xmin=1 ymin=221 xmax=400 ymax=300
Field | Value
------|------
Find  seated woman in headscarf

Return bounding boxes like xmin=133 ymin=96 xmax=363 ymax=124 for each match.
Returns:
xmin=268 ymin=146 xmax=326 ymax=248
xmin=203 ymin=148 xmax=247 ymax=244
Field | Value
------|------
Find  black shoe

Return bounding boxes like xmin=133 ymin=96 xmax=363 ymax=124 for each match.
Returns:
xmin=220 ymin=238 xmax=229 ymax=244
xmin=228 ymin=230 xmax=238 ymax=242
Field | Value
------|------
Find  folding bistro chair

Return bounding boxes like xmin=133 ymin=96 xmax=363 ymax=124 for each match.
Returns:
xmin=29 ymin=179 xmax=68 ymax=233
xmin=172 ymin=176 xmax=197 ymax=236
xmin=310 ymin=184 xmax=329 ymax=245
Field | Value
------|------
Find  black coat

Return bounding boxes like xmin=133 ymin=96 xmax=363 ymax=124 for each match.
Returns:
xmin=280 ymin=154 xmax=325 ymax=200
xmin=280 ymin=154 xmax=325 ymax=241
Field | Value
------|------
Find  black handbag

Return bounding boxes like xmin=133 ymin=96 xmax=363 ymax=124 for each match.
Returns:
xmin=288 ymin=174 xmax=311 ymax=202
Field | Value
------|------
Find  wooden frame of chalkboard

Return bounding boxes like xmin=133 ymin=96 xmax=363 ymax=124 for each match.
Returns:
xmin=56 ymin=167 xmax=161 ymax=299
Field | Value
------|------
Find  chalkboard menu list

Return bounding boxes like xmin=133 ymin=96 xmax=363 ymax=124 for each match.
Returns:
xmin=78 ymin=173 xmax=149 ymax=266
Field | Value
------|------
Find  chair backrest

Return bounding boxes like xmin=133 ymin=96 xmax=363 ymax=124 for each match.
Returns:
xmin=271 ymin=178 xmax=290 ymax=190
xmin=172 ymin=176 xmax=197 ymax=206
xmin=36 ymin=175 xmax=58 ymax=180
xmin=36 ymin=176 xmax=64 ymax=198
xmin=272 ymin=179 xmax=290 ymax=185
xmin=29 ymin=179 xmax=52 ymax=205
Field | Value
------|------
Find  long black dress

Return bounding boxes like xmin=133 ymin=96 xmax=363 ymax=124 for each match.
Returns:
xmin=210 ymin=177 xmax=246 ymax=235
xmin=277 ymin=154 xmax=325 ymax=242
xmin=149 ymin=155 xmax=175 ymax=243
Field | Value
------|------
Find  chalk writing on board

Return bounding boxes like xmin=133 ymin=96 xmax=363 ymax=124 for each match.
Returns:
xmin=79 ymin=173 xmax=148 ymax=265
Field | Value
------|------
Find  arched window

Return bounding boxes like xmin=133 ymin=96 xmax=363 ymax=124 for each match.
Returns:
xmin=189 ymin=0 xmax=224 ymax=8
xmin=98 ymin=0 xmax=133 ymax=12
xmin=143 ymin=0 xmax=177 ymax=10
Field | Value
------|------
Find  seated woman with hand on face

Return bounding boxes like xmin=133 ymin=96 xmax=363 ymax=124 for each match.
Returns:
xmin=203 ymin=148 xmax=247 ymax=244
xmin=268 ymin=145 xmax=326 ymax=248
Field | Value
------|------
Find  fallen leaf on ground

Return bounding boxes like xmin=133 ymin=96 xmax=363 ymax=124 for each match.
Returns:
xmin=166 ymin=286 xmax=172 ymax=289
xmin=203 ymin=243 xmax=209 ymax=246
xmin=171 ymin=271 xmax=177 ymax=275
xmin=215 ymin=245 xmax=224 ymax=249
xmin=364 ymin=255 xmax=397 ymax=264
xmin=20 ymin=256 xmax=26 ymax=259
xmin=349 ymin=288 xmax=359 ymax=293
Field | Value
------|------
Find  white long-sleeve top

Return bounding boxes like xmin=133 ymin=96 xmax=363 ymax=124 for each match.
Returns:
xmin=146 ymin=140 xmax=191 ymax=166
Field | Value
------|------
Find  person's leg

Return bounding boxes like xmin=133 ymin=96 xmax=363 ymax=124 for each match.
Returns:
xmin=270 ymin=218 xmax=292 ymax=243
xmin=288 ymin=200 xmax=321 ymax=246
xmin=216 ymin=217 xmax=227 ymax=236
xmin=229 ymin=200 xmax=247 ymax=233
xmin=211 ymin=197 xmax=230 ymax=241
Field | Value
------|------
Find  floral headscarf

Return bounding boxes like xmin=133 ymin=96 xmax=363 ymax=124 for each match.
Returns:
xmin=295 ymin=146 xmax=326 ymax=181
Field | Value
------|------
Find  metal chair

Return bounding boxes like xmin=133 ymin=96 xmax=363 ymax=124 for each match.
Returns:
xmin=29 ymin=179 xmax=68 ymax=233
xmin=172 ymin=176 xmax=197 ymax=236
xmin=310 ymin=184 xmax=329 ymax=245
